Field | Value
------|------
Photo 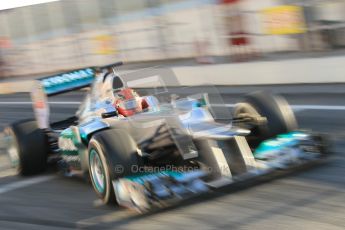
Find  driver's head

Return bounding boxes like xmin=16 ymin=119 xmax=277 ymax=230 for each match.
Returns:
xmin=113 ymin=88 xmax=143 ymax=117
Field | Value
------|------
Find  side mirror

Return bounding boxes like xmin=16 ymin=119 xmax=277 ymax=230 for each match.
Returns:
xmin=101 ymin=110 xmax=118 ymax=118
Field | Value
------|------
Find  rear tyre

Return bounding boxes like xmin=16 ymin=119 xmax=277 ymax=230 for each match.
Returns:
xmin=88 ymin=129 xmax=142 ymax=205
xmin=234 ymin=91 xmax=298 ymax=146
xmin=4 ymin=120 xmax=48 ymax=176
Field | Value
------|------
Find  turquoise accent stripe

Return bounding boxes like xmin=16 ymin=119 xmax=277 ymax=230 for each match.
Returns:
xmin=41 ymin=68 xmax=95 ymax=95
xmin=254 ymin=131 xmax=307 ymax=157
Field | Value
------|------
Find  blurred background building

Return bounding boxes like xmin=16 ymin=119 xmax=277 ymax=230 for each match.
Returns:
xmin=0 ymin=0 xmax=344 ymax=77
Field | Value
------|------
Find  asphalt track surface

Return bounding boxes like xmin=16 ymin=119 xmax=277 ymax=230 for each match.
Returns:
xmin=0 ymin=86 xmax=344 ymax=229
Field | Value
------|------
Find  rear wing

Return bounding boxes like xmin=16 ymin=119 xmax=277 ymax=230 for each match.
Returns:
xmin=39 ymin=61 xmax=123 ymax=96
xmin=39 ymin=68 xmax=95 ymax=96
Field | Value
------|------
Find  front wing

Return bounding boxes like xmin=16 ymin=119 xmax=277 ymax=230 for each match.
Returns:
xmin=113 ymin=131 xmax=329 ymax=212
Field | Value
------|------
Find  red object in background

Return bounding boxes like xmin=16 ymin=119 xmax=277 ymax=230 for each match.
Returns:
xmin=220 ymin=0 xmax=239 ymax=4
xmin=220 ymin=0 xmax=247 ymax=45
xmin=230 ymin=32 xmax=248 ymax=46
xmin=229 ymin=13 xmax=248 ymax=46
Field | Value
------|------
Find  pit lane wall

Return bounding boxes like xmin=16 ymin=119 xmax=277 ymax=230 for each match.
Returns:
xmin=171 ymin=56 xmax=345 ymax=86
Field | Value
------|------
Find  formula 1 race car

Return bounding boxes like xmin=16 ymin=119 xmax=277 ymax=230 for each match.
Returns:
xmin=3 ymin=62 xmax=328 ymax=212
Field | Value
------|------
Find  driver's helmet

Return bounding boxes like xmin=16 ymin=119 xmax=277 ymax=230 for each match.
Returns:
xmin=113 ymin=88 xmax=148 ymax=117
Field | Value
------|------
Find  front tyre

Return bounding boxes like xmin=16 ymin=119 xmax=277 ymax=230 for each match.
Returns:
xmin=234 ymin=91 xmax=298 ymax=146
xmin=88 ymin=129 xmax=142 ymax=205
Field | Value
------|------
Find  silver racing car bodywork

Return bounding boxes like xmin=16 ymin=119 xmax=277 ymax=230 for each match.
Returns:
xmin=2 ymin=62 xmax=329 ymax=212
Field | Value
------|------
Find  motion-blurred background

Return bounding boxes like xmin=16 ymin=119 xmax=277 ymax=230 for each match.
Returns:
xmin=0 ymin=0 xmax=344 ymax=77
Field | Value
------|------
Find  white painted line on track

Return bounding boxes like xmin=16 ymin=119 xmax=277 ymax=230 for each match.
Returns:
xmin=0 ymin=175 xmax=55 ymax=194
xmin=0 ymin=101 xmax=81 ymax=105
xmin=48 ymin=101 xmax=81 ymax=105
xmin=212 ymin=104 xmax=345 ymax=111
xmin=291 ymin=105 xmax=345 ymax=111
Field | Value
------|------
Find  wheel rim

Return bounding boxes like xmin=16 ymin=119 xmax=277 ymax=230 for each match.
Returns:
xmin=234 ymin=103 xmax=266 ymax=138
xmin=4 ymin=131 xmax=20 ymax=170
xmin=90 ymin=149 xmax=106 ymax=194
